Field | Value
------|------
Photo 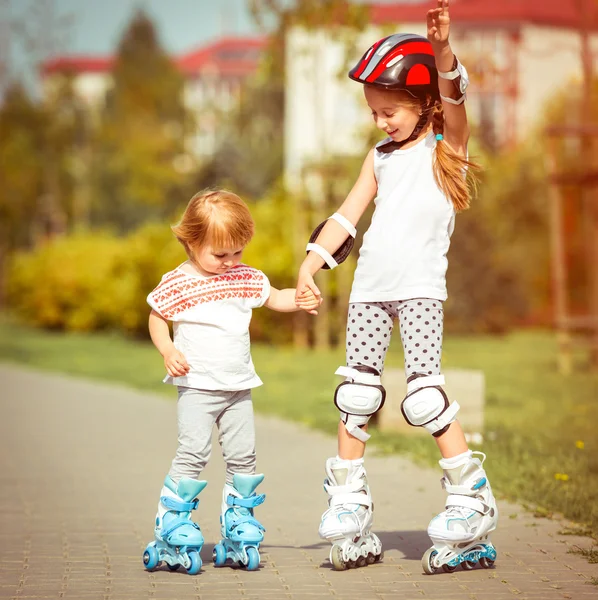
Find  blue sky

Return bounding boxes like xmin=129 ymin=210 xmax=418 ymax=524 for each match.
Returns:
xmin=50 ymin=0 xmax=259 ymax=55
xmin=4 ymin=0 xmax=412 ymax=94
xmin=5 ymin=0 xmax=262 ymax=93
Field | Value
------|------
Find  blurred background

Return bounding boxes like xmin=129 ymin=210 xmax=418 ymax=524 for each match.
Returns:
xmin=0 ymin=0 xmax=597 ymax=541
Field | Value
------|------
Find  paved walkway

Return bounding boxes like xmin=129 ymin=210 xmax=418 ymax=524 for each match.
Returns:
xmin=0 ymin=365 xmax=597 ymax=600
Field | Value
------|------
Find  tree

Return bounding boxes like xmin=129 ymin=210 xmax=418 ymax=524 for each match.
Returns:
xmin=0 ymin=83 xmax=45 ymax=303
xmin=93 ymin=11 xmax=193 ymax=232
xmin=242 ymin=0 xmax=370 ymax=348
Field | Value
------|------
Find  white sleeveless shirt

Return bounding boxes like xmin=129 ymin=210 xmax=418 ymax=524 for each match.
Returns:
xmin=350 ymin=131 xmax=455 ymax=303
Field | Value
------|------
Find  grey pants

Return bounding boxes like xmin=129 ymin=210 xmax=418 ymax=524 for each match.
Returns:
xmin=345 ymin=298 xmax=444 ymax=377
xmin=168 ymin=387 xmax=256 ymax=485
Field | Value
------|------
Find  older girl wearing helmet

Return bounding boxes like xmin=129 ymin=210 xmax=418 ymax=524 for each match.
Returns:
xmin=295 ymin=0 xmax=498 ymax=573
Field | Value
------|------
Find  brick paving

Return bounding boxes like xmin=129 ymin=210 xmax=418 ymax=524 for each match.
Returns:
xmin=0 ymin=365 xmax=597 ymax=600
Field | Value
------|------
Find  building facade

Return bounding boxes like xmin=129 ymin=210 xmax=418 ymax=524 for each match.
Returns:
xmin=284 ymin=0 xmax=598 ymax=186
xmin=40 ymin=36 xmax=267 ymax=158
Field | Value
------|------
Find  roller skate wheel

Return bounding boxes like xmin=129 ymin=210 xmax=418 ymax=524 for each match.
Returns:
xmin=356 ymin=555 xmax=367 ymax=568
xmin=422 ymin=547 xmax=439 ymax=575
xmin=479 ymin=556 xmax=495 ymax=569
xmin=143 ymin=546 xmax=160 ymax=570
xmin=213 ymin=543 xmax=227 ymax=567
xmin=167 ymin=563 xmax=180 ymax=571
xmin=442 ymin=563 xmax=458 ymax=573
xmin=187 ymin=551 xmax=202 ymax=575
xmin=461 ymin=560 xmax=476 ymax=571
xmin=375 ymin=551 xmax=384 ymax=563
xmin=330 ymin=545 xmax=347 ymax=571
xmin=366 ymin=552 xmax=376 ymax=565
xmin=246 ymin=546 xmax=260 ymax=571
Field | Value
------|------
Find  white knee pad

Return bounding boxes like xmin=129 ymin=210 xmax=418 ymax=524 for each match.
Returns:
xmin=334 ymin=366 xmax=386 ymax=443
xmin=401 ymin=375 xmax=459 ymax=437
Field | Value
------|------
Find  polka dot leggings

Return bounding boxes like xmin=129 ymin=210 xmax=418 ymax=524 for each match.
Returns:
xmin=345 ymin=299 xmax=444 ymax=378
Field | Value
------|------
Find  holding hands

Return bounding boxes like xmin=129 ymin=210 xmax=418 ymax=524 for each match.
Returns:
xmin=296 ymin=287 xmax=323 ymax=315
xmin=427 ymin=0 xmax=451 ymax=46
xmin=295 ymin=268 xmax=322 ymax=315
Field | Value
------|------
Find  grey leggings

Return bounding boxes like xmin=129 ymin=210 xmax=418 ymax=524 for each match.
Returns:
xmin=168 ymin=387 xmax=256 ymax=485
xmin=345 ymin=298 xmax=444 ymax=377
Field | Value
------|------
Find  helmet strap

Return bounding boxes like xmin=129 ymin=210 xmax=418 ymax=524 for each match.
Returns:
xmin=378 ymin=99 xmax=432 ymax=154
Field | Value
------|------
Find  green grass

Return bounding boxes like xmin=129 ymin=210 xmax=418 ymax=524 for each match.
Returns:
xmin=1 ymin=317 xmax=597 ymax=535
xmin=568 ymin=546 xmax=598 ymax=564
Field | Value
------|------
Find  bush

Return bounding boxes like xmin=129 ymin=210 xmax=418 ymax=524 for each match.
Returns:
xmin=7 ymin=233 xmax=132 ymax=331
xmin=5 ymin=194 xmax=297 ymax=341
xmin=6 ymin=227 xmax=187 ymax=335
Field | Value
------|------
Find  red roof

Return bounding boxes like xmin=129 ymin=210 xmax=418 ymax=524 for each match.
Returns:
xmin=40 ymin=36 xmax=267 ymax=78
xmin=372 ymin=0 xmax=598 ymax=30
xmin=41 ymin=56 xmax=113 ymax=76
xmin=177 ymin=36 xmax=268 ymax=76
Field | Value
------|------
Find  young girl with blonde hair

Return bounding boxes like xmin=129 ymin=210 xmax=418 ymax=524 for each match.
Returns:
xmin=296 ymin=0 xmax=498 ymax=573
xmin=142 ymin=189 xmax=320 ymax=574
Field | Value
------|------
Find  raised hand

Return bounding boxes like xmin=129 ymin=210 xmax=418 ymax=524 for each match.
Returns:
xmin=427 ymin=0 xmax=450 ymax=46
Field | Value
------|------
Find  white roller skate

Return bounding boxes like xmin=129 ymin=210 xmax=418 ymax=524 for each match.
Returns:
xmin=143 ymin=475 xmax=207 ymax=575
xmin=422 ymin=451 xmax=498 ymax=574
xmin=319 ymin=457 xmax=383 ymax=570
xmin=212 ymin=473 xmax=266 ymax=571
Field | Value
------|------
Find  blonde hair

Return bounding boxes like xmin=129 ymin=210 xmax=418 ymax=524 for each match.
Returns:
xmin=371 ymin=88 xmax=480 ymax=212
xmin=430 ymin=101 xmax=480 ymax=212
xmin=171 ymin=189 xmax=255 ymax=256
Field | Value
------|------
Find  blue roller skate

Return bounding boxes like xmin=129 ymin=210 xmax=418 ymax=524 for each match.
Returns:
xmin=422 ymin=452 xmax=498 ymax=574
xmin=212 ymin=473 xmax=266 ymax=571
xmin=143 ymin=475 xmax=207 ymax=575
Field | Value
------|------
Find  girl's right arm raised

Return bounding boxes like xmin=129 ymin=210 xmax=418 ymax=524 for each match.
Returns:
xmin=296 ymin=148 xmax=377 ymax=299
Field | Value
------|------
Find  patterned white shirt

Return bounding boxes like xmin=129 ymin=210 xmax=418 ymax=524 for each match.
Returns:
xmin=147 ymin=262 xmax=271 ymax=391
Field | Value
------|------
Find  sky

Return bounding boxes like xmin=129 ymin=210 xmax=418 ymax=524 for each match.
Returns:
xmin=3 ymin=0 xmax=263 ymax=94
xmin=2 ymin=0 xmax=413 ymax=95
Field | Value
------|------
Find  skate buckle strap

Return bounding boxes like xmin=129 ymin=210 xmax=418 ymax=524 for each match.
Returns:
xmin=160 ymin=496 xmax=199 ymax=512
xmin=227 ymin=493 xmax=266 ymax=509
xmin=442 ymin=477 xmax=486 ymax=495
xmin=346 ymin=422 xmax=371 ymax=442
xmin=445 ymin=494 xmax=487 ymax=515
xmin=330 ymin=492 xmax=372 ymax=509
xmin=428 ymin=401 xmax=460 ymax=435
xmin=160 ymin=516 xmax=201 ymax=539
xmin=230 ymin=515 xmax=265 ymax=532
xmin=335 ymin=366 xmax=381 ymax=386
xmin=324 ymin=478 xmax=364 ymax=496
xmin=406 ymin=374 xmax=445 ymax=393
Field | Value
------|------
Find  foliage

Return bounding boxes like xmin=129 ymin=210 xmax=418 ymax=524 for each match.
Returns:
xmin=197 ymin=0 xmax=371 ymax=200
xmin=0 ymin=84 xmax=45 ymax=252
xmin=5 ymin=227 xmax=186 ymax=334
xmin=194 ymin=78 xmax=284 ymax=199
xmin=243 ymin=183 xmax=297 ymax=342
xmin=249 ymin=0 xmax=370 ymax=81
xmin=4 ymin=199 xmax=297 ymax=342
xmin=92 ymin=11 xmax=194 ymax=232
xmin=7 ymin=232 xmax=131 ymax=331
xmin=536 ymin=76 xmax=598 ymax=315
xmin=445 ymin=139 xmax=550 ymax=332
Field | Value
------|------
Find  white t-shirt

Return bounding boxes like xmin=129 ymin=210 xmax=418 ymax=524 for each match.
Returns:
xmin=147 ymin=262 xmax=271 ymax=391
xmin=350 ymin=131 xmax=456 ymax=303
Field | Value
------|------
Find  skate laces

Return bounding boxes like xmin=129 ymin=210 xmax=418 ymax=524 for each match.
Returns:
xmin=444 ymin=504 xmax=475 ymax=522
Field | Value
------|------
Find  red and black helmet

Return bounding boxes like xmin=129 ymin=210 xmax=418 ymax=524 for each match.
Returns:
xmin=348 ymin=33 xmax=439 ymax=100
